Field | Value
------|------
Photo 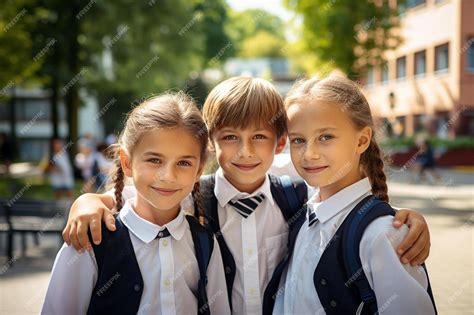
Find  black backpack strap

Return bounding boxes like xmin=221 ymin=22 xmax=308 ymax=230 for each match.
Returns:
xmin=263 ymin=204 xmax=308 ymax=315
xmin=269 ymin=174 xmax=308 ymax=228
xmin=186 ymin=215 xmax=215 ymax=315
xmin=342 ymin=195 xmax=437 ymax=314
xmin=199 ymin=174 xmax=235 ymax=310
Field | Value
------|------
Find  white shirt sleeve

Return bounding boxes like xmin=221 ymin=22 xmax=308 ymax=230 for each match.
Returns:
xmin=41 ymin=243 xmax=98 ymax=315
xmin=206 ymin=236 xmax=231 ymax=314
xmin=360 ymin=217 xmax=436 ymax=315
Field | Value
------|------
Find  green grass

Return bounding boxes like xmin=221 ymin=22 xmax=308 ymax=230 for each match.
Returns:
xmin=0 ymin=176 xmax=84 ymax=201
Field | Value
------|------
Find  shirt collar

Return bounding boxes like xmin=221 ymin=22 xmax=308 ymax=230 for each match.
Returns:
xmin=214 ymin=167 xmax=274 ymax=207
xmin=307 ymin=177 xmax=372 ymax=223
xmin=119 ymin=198 xmax=186 ymax=243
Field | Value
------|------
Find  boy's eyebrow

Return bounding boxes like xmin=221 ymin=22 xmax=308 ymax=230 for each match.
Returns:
xmin=288 ymin=127 xmax=337 ymax=137
xmin=143 ymin=151 xmax=198 ymax=160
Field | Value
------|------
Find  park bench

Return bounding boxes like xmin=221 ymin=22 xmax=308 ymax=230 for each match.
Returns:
xmin=0 ymin=199 xmax=70 ymax=261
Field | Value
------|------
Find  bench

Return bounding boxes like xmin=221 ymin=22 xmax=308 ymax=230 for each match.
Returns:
xmin=0 ymin=199 xmax=70 ymax=261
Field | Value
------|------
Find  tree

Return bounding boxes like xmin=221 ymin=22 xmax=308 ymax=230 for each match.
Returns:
xmin=285 ymin=0 xmax=402 ymax=78
xmin=226 ymin=9 xmax=286 ymax=58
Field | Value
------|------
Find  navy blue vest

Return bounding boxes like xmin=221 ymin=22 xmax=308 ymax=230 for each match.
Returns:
xmin=87 ymin=215 xmax=214 ymax=315
xmin=263 ymin=196 xmax=437 ymax=314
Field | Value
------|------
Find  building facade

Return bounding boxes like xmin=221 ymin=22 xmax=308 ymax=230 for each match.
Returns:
xmin=363 ymin=0 xmax=474 ymax=138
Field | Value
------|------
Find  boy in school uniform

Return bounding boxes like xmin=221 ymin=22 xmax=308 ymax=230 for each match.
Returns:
xmin=62 ymin=77 xmax=431 ymax=314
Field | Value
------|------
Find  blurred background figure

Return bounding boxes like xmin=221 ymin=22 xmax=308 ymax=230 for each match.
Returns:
xmin=415 ymin=138 xmax=443 ymax=184
xmin=92 ymin=143 xmax=113 ymax=192
xmin=75 ymin=134 xmax=96 ymax=193
xmin=44 ymin=138 xmax=74 ymax=200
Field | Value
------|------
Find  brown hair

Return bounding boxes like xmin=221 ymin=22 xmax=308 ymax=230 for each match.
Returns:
xmin=107 ymin=92 xmax=209 ymax=223
xmin=202 ymin=76 xmax=287 ymax=138
xmin=285 ymin=75 xmax=388 ymax=202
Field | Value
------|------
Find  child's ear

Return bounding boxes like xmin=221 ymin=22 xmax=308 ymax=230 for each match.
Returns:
xmin=119 ymin=149 xmax=133 ymax=177
xmin=357 ymin=127 xmax=372 ymax=155
xmin=275 ymin=134 xmax=287 ymax=154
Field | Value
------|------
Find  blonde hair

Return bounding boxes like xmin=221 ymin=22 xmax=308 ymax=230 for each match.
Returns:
xmin=107 ymin=92 xmax=208 ymax=223
xmin=203 ymin=76 xmax=287 ymax=138
xmin=285 ymin=76 xmax=388 ymax=202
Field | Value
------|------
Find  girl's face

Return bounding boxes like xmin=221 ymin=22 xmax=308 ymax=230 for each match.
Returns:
xmin=121 ymin=127 xmax=204 ymax=215
xmin=287 ymin=100 xmax=371 ymax=198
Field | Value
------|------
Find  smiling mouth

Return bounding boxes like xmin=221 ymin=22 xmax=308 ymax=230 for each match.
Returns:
xmin=303 ymin=166 xmax=329 ymax=174
xmin=232 ymin=163 xmax=261 ymax=171
xmin=150 ymin=186 xmax=180 ymax=196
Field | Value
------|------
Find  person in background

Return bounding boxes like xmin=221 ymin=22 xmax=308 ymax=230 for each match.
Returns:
xmin=45 ymin=138 xmax=74 ymax=200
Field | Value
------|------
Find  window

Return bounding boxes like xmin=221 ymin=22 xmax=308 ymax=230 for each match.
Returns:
xmin=435 ymin=43 xmax=449 ymax=72
xmin=467 ymin=37 xmax=474 ymax=72
xmin=381 ymin=63 xmax=389 ymax=83
xmin=414 ymin=50 xmax=426 ymax=76
xmin=367 ymin=67 xmax=374 ymax=86
xmin=396 ymin=56 xmax=406 ymax=79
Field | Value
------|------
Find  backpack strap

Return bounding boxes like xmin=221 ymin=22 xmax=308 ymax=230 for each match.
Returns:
xmin=186 ymin=215 xmax=215 ymax=315
xmin=269 ymin=174 xmax=308 ymax=228
xmin=199 ymin=174 xmax=235 ymax=310
xmin=341 ymin=195 xmax=396 ymax=314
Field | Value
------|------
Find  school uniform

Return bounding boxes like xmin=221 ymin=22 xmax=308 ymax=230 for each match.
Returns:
xmin=41 ymin=198 xmax=230 ymax=315
xmin=274 ymin=177 xmax=435 ymax=315
xmin=212 ymin=168 xmax=291 ymax=315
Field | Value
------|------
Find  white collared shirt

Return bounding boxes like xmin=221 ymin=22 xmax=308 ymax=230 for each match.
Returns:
xmin=41 ymin=198 xmax=230 ymax=315
xmin=274 ymin=177 xmax=435 ymax=315
xmin=213 ymin=168 xmax=289 ymax=315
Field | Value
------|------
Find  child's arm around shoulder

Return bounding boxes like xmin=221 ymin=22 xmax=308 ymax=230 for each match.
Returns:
xmin=41 ymin=243 xmax=98 ymax=314
xmin=62 ymin=186 xmax=137 ymax=251
xmin=360 ymin=216 xmax=436 ymax=315
xmin=206 ymin=235 xmax=231 ymax=315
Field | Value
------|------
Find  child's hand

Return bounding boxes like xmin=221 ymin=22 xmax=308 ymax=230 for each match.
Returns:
xmin=393 ymin=209 xmax=430 ymax=266
xmin=62 ymin=193 xmax=117 ymax=251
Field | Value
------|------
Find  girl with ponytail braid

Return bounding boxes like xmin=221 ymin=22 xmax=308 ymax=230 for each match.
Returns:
xmin=268 ymin=75 xmax=436 ymax=314
xmin=43 ymin=92 xmax=230 ymax=314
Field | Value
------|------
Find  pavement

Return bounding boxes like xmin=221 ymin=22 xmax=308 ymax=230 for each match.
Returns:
xmin=0 ymin=168 xmax=472 ymax=314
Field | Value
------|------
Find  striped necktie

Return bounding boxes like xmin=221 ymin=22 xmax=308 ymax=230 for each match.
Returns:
xmin=308 ymin=207 xmax=319 ymax=227
xmin=228 ymin=193 xmax=265 ymax=219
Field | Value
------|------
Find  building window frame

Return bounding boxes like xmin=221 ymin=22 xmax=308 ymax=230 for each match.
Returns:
xmin=435 ymin=42 xmax=449 ymax=74
xmin=396 ymin=56 xmax=407 ymax=80
xmin=466 ymin=37 xmax=474 ymax=73
xmin=414 ymin=50 xmax=427 ymax=78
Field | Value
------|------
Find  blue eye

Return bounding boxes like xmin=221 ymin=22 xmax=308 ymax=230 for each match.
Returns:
xmin=223 ymin=135 xmax=238 ymax=141
xmin=254 ymin=134 xmax=267 ymax=140
xmin=178 ymin=160 xmax=192 ymax=166
xmin=319 ymin=134 xmax=334 ymax=142
xmin=291 ymin=138 xmax=305 ymax=145
xmin=147 ymin=158 xmax=161 ymax=164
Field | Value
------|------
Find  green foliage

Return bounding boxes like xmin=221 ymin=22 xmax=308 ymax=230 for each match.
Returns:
xmin=226 ymin=8 xmax=286 ymax=58
xmin=285 ymin=0 xmax=402 ymax=78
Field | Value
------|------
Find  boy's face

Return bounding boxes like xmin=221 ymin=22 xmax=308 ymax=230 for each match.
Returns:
xmin=211 ymin=124 xmax=286 ymax=193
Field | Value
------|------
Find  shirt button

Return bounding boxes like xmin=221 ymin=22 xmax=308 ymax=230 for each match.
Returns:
xmin=164 ymin=279 xmax=171 ymax=286
xmin=134 ymin=284 xmax=141 ymax=292
xmin=225 ymin=266 xmax=232 ymax=274
xmin=330 ymin=300 xmax=337 ymax=307
xmin=162 ymin=239 xmax=169 ymax=247
xmin=249 ymin=288 xmax=256 ymax=295
xmin=320 ymin=278 xmax=328 ymax=286
xmin=247 ymin=249 xmax=253 ymax=255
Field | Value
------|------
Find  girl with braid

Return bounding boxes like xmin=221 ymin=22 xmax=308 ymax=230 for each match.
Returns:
xmin=265 ymin=76 xmax=436 ymax=315
xmin=42 ymin=92 xmax=230 ymax=315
